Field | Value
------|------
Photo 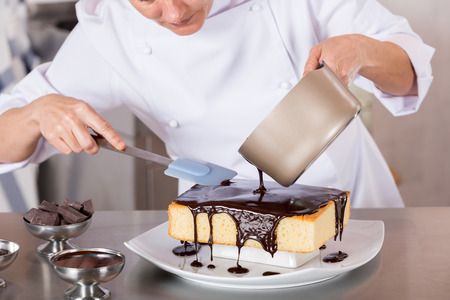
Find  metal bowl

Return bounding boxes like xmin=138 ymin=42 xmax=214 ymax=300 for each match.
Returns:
xmin=23 ymin=217 xmax=91 ymax=257
xmin=0 ymin=239 xmax=19 ymax=289
xmin=50 ymin=248 xmax=125 ymax=300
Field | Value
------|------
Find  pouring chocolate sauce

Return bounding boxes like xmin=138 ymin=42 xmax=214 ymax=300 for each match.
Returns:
xmin=173 ymin=168 xmax=348 ymax=274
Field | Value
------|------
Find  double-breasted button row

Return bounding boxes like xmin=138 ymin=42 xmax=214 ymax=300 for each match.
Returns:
xmin=143 ymin=46 xmax=152 ymax=55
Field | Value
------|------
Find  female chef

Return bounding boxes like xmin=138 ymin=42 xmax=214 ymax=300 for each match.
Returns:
xmin=0 ymin=0 xmax=434 ymax=207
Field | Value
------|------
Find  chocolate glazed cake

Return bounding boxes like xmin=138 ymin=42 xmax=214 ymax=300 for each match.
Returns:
xmin=168 ymin=179 xmax=350 ymax=272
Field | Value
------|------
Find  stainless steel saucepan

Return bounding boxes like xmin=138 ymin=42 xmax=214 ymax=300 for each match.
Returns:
xmin=239 ymin=62 xmax=362 ymax=187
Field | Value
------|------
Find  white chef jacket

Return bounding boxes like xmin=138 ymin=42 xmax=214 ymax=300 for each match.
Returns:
xmin=0 ymin=0 xmax=434 ymax=208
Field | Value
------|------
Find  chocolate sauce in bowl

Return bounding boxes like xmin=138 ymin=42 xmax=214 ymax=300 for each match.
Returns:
xmin=0 ymin=249 xmax=10 ymax=256
xmin=52 ymin=251 xmax=123 ymax=269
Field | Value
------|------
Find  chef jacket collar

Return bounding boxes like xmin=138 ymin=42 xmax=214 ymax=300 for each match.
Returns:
xmin=208 ymin=0 xmax=251 ymax=18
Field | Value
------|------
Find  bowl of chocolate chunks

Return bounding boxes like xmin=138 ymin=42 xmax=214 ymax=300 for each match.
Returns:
xmin=23 ymin=199 xmax=95 ymax=257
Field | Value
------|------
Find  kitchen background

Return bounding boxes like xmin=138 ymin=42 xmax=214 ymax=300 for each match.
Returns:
xmin=0 ymin=0 xmax=447 ymax=211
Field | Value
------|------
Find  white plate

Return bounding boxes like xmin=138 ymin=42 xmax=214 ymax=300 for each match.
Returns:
xmin=125 ymin=219 xmax=384 ymax=289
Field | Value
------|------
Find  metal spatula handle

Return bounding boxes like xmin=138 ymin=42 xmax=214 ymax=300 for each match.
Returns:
xmin=92 ymin=134 xmax=173 ymax=166
xmin=92 ymin=134 xmax=237 ymax=185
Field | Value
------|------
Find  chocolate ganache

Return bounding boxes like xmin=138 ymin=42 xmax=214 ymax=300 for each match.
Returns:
xmin=172 ymin=241 xmax=199 ymax=257
xmin=323 ymin=251 xmax=348 ymax=263
xmin=174 ymin=180 xmax=348 ymax=266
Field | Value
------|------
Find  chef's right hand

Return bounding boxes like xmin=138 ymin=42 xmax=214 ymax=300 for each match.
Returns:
xmin=31 ymin=94 xmax=125 ymax=155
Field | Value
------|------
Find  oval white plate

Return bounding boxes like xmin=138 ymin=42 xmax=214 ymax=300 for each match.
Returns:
xmin=125 ymin=219 xmax=384 ymax=289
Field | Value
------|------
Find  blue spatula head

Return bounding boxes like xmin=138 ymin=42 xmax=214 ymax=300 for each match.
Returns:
xmin=164 ymin=158 xmax=237 ymax=186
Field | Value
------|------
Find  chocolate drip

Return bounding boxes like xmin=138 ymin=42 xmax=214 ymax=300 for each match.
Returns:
xmin=253 ymin=169 xmax=267 ymax=195
xmin=228 ymin=264 xmax=249 ymax=275
xmin=334 ymin=193 xmax=348 ymax=241
xmin=323 ymin=251 xmax=348 ymax=263
xmin=176 ymin=180 xmax=348 ymax=270
xmin=220 ymin=179 xmax=231 ymax=186
xmin=172 ymin=241 xmax=199 ymax=257
xmin=262 ymin=271 xmax=280 ymax=276
xmin=186 ymin=200 xmax=283 ymax=258
xmin=207 ymin=213 xmax=214 ymax=261
xmin=190 ymin=260 xmax=203 ymax=268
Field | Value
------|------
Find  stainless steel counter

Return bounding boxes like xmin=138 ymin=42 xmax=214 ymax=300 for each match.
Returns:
xmin=0 ymin=208 xmax=449 ymax=299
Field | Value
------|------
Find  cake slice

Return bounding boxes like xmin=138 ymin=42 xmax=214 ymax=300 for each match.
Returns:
xmin=168 ymin=180 xmax=350 ymax=255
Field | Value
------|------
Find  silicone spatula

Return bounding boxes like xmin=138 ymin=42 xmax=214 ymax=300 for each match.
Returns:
xmin=92 ymin=135 xmax=237 ymax=186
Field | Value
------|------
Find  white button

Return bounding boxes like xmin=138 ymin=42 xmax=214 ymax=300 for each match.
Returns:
xmin=168 ymin=120 xmax=179 ymax=128
xmin=279 ymin=81 xmax=291 ymax=90
xmin=143 ymin=46 xmax=152 ymax=55
xmin=250 ymin=4 xmax=262 ymax=12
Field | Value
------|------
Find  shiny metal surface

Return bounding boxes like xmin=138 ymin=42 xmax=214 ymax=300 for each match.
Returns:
xmin=50 ymin=248 xmax=125 ymax=300
xmin=0 ymin=240 xmax=19 ymax=289
xmin=23 ymin=217 xmax=91 ymax=257
xmin=0 ymin=208 xmax=449 ymax=299
xmin=93 ymin=135 xmax=173 ymax=167
xmin=239 ymin=64 xmax=361 ymax=186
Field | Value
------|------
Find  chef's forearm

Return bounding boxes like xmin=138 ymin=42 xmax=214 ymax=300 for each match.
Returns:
xmin=359 ymin=39 xmax=418 ymax=97
xmin=0 ymin=103 xmax=41 ymax=164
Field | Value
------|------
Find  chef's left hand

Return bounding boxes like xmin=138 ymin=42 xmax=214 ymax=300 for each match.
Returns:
xmin=303 ymin=34 xmax=417 ymax=96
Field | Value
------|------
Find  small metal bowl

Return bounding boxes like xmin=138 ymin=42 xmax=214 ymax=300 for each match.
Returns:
xmin=23 ymin=217 xmax=91 ymax=257
xmin=0 ymin=239 xmax=19 ymax=289
xmin=50 ymin=248 xmax=125 ymax=300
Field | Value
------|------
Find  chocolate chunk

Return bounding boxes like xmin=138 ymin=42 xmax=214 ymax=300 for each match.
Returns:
xmin=24 ymin=208 xmax=60 ymax=226
xmin=57 ymin=205 xmax=88 ymax=224
xmin=64 ymin=199 xmax=83 ymax=211
xmin=81 ymin=199 xmax=95 ymax=216
xmin=25 ymin=199 xmax=95 ymax=226
xmin=60 ymin=218 xmax=70 ymax=226
xmin=24 ymin=208 xmax=39 ymax=223
xmin=39 ymin=200 xmax=59 ymax=213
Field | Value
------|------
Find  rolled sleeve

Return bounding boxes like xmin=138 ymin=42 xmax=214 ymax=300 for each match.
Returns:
xmin=352 ymin=1 xmax=435 ymax=117
xmin=0 ymin=22 xmax=122 ymax=173
xmin=378 ymin=33 xmax=435 ymax=116
xmin=0 ymin=62 xmax=58 ymax=116
xmin=0 ymin=137 xmax=59 ymax=174
xmin=0 ymin=63 xmax=61 ymax=173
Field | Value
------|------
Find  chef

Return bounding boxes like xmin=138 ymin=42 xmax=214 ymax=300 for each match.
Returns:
xmin=0 ymin=0 xmax=434 ymax=208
